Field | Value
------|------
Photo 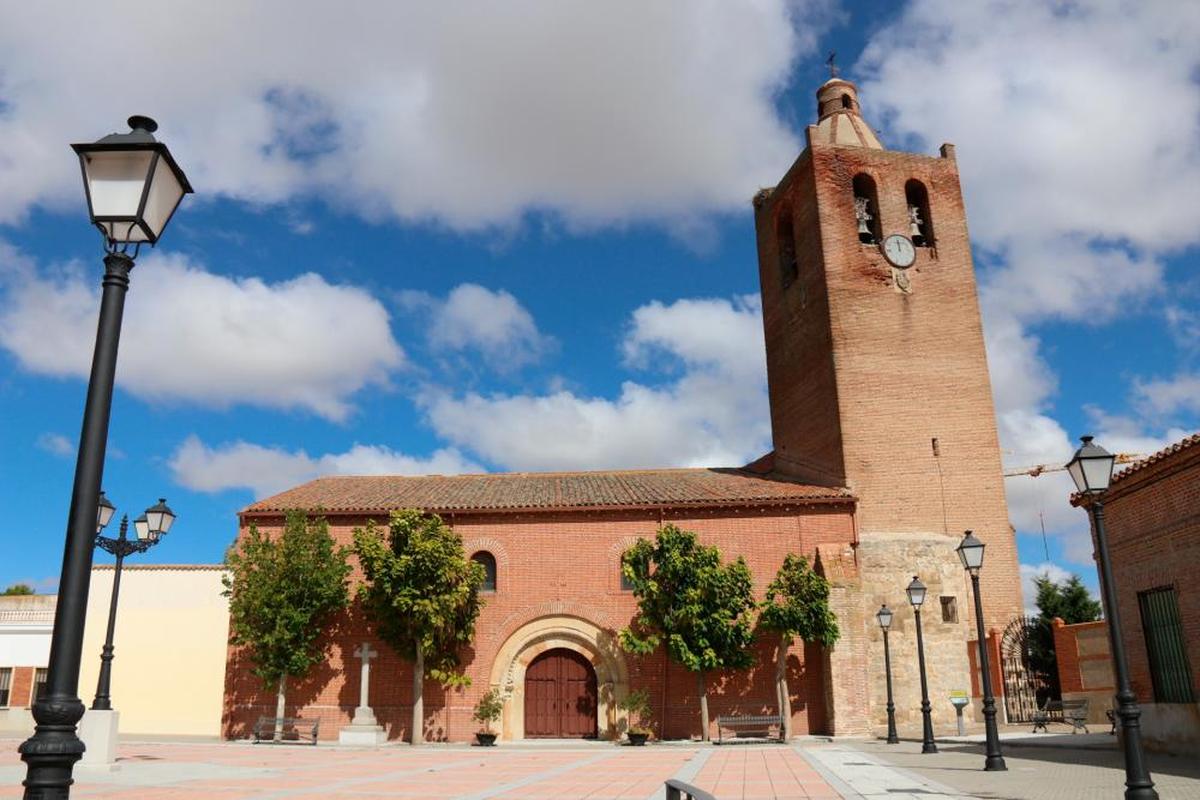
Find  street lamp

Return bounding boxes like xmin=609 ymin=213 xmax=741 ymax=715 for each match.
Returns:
xmin=91 ymin=498 xmax=176 ymax=711
xmin=956 ymin=531 xmax=1006 ymax=771
xmin=876 ymin=604 xmax=899 ymax=744
xmin=19 ymin=117 xmax=190 ymax=800
xmin=906 ymin=575 xmax=937 ymax=754
xmin=1067 ymin=436 xmax=1158 ymax=800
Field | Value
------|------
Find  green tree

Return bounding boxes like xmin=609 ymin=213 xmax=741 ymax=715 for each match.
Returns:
xmin=353 ymin=509 xmax=485 ymax=745
xmin=619 ymin=525 xmax=757 ymax=741
xmin=1035 ymin=574 xmax=1102 ymax=624
xmin=222 ymin=511 xmax=351 ymax=735
xmin=2 ymin=583 xmax=35 ymax=595
xmin=758 ymin=554 xmax=839 ymax=739
xmin=1029 ymin=572 xmax=1103 ymax=700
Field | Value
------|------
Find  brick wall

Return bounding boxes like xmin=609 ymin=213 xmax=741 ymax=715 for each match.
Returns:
xmin=1086 ymin=441 xmax=1200 ymax=706
xmin=10 ymin=667 xmax=34 ymax=707
xmin=223 ymin=503 xmax=858 ymax=742
xmin=1050 ymin=617 xmax=1114 ymax=724
xmin=754 ymin=134 xmax=1023 ymax=637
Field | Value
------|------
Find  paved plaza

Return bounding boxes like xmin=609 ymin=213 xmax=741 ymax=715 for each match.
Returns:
xmin=2 ymin=733 xmax=1198 ymax=799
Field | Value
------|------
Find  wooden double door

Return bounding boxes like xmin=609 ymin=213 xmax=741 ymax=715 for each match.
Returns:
xmin=524 ymin=648 xmax=597 ymax=738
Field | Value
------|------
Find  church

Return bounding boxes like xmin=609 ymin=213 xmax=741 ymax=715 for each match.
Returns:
xmin=223 ymin=75 xmax=1024 ymax=743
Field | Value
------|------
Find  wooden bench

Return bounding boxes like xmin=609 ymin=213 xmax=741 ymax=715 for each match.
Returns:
xmin=1031 ymin=699 xmax=1089 ymax=734
xmin=715 ymin=714 xmax=784 ymax=744
xmin=252 ymin=716 xmax=319 ymax=745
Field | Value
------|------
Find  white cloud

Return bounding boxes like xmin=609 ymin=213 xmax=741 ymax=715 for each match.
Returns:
xmin=623 ymin=295 xmax=764 ymax=380
xmin=424 ymin=295 xmax=769 ymax=470
xmin=1133 ymin=373 xmax=1200 ymax=420
xmin=399 ymin=284 xmax=552 ymax=368
xmin=0 ymin=1 xmax=836 ymax=231
xmin=858 ymin=0 xmax=1200 ymax=566
xmin=169 ymin=435 xmax=482 ymax=499
xmin=0 ymin=243 xmax=404 ymax=421
xmin=35 ymin=432 xmax=73 ymax=458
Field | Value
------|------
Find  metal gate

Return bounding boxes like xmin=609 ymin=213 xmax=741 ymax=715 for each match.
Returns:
xmin=999 ymin=616 xmax=1056 ymax=723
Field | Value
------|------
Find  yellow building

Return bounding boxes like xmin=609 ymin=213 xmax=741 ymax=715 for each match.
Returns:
xmin=80 ymin=564 xmax=229 ymax=738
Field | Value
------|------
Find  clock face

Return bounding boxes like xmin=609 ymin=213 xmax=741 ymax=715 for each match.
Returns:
xmin=881 ymin=234 xmax=916 ymax=268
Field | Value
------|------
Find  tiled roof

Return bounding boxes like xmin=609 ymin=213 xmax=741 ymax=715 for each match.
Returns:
xmin=1111 ymin=433 xmax=1200 ymax=486
xmin=242 ymin=467 xmax=852 ymax=516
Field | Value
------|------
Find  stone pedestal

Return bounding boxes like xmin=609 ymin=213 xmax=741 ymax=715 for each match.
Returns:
xmin=78 ymin=708 xmax=121 ymax=771
xmin=339 ymin=720 xmax=388 ymax=746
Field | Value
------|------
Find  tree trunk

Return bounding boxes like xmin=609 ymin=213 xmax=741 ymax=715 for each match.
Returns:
xmin=776 ymin=635 xmax=792 ymax=740
xmin=411 ymin=648 xmax=424 ymax=745
xmin=697 ymin=670 xmax=710 ymax=742
xmin=275 ymin=674 xmax=287 ymax=741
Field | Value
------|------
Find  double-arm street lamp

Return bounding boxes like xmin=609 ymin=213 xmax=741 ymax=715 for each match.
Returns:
xmin=1066 ymin=436 xmax=1157 ymax=800
xmin=19 ymin=117 xmax=191 ymax=799
xmin=875 ymin=604 xmax=900 ymax=744
xmin=956 ymin=531 xmax=1006 ymax=771
xmin=90 ymin=494 xmax=176 ymax=711
xmin=906 ymin=575 xmax=937 ymax=753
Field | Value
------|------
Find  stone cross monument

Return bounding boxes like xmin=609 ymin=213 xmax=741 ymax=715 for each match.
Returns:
xmin=339 ymin=641 xmax=388 ymax=745
xmin=352 ymin=642 xmax=378 ymax=725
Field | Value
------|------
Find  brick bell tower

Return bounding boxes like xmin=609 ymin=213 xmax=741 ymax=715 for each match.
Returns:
xmin=753 ymin=76 xmax=1023 ymax=730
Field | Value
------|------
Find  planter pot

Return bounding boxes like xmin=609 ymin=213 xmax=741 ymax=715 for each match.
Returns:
xmin=475 ymin=732 xmax=498 ymax=747
xmin=627 ymin=732 xmax=649 ymax=746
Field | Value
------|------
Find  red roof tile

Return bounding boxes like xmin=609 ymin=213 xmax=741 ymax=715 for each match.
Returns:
xmin=241 ymin=467 xmax=851 ymax=516
xmin=1111 ymin=432 xmax=1200 ymax=486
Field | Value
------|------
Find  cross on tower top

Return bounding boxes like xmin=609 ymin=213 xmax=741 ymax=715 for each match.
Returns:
xmin=826 ymin=51 xmax=839 ymax=79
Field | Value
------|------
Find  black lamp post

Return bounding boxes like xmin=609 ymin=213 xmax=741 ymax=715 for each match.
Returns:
xmin=1067 ymin=436 xmax=1158 ymax=800
xmin=876 ymin=604 xmax=899 ymax=744
xmin=19 ymin=117 xmax=191 ymax=800
xmin=956 ymin=530 xmax=1007 ymax=771
xmin=907 ymin=575 xmax=937 ymax=754
xmin=91 ymin=497 xmax=176 ymax=711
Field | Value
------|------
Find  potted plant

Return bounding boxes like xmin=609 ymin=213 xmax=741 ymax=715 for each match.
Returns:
xmin=473 ymin=688 xmax=503 ymax=746
xmin=619 ymin=688 xmax=653 ymax=745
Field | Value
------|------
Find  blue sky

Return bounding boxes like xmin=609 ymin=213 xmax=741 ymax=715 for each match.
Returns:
xmin=0 ymin=1 xmax=1196 ymax=608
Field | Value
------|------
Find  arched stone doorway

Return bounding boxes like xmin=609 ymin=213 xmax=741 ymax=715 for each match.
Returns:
xmin=487 ymin=615 xmax=630 ymax=740
xmin=524 ymin=648 xmax=597 ymax=738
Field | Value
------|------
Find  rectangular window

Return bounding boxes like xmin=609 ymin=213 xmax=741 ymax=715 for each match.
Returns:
xmin=1138 ymin=587 xmax=1195 ymax=703
xmin=33 ymin=668 xmax=48 ymax=703
xmin=940 ymin=596 xmax=958 ymax=624
xmin=0 ymin=668 xmax=11 ymax=707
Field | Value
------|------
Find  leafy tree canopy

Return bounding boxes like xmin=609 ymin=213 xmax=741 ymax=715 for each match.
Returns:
xmin=353 ymin=509 xmax=485 ymax=686
xmin=1034 ymin=573 xmax=1102 ymax=625
xmin=619 ymin=524 xmax=756 ymax=673
xmin=222 ymin=510 xmax=352 ymax=688
xmin=2 ymin=583 xmax=35 ymax=596
xmin=759 ymin=553 xmax=839 ymax=647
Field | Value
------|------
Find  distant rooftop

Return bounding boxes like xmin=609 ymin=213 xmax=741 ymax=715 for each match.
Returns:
xmin=242 ymin=466 xmax=852 ymax=517
xmin=1111 ymin=432 xmax=1200 ymax=487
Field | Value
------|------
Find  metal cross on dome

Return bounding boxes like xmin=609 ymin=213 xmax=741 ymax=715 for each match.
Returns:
xmin=826 ymin=51 xmax=839 ymax=79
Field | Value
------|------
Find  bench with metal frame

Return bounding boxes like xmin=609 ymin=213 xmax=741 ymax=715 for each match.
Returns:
xmin=1031 ymin=699 xmax=1089 ymax=734
xmin=665 ymin=779 xmax=718 ymax=800
xmin=714 ymin=714 xmax=784 ymax=744
xmin=252 ymin=715 xmax=320 ymax=745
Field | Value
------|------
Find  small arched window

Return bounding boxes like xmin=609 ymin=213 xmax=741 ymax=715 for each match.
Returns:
xmin=852 ymin=174 xmax=881 ymax=244
xmin=472 ymin=551 xmax=497 ymax=592
xmin=905 ymin=179 xmax=934 ymax=247
xmin=841 ymin=94 xmax=853 ymax=110
xmin=620 ymin=565 xmax=635 ymax=592
xmin=777 ymin=206 xmax=798 ymax=288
